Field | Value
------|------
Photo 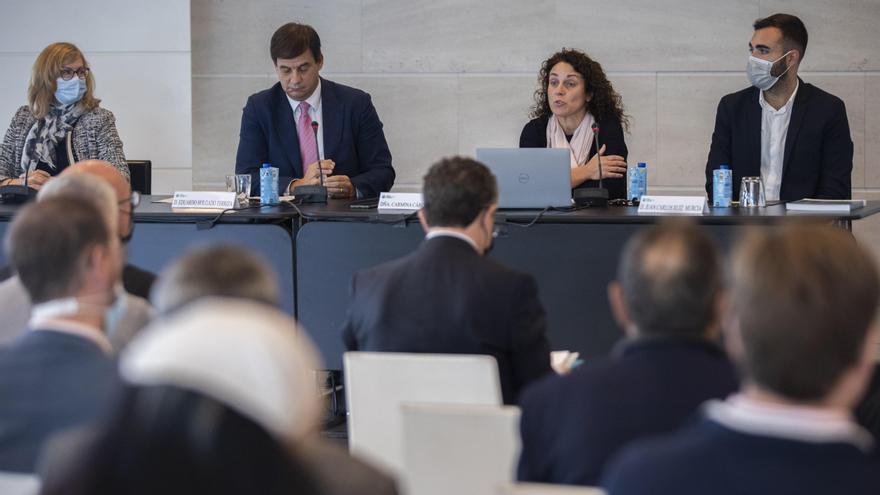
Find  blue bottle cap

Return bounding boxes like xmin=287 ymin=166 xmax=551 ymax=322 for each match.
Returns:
xmin=720 ymin=164 xmax=730 ymax=170
xmin=262 ymin=163 xmax=271 ymax=168
xmin=638 ymin=162 xmax=646 ymax=167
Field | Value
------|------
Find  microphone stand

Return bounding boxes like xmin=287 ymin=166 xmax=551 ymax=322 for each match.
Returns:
xmin=573 ymin=123 xmax=609 ymax=207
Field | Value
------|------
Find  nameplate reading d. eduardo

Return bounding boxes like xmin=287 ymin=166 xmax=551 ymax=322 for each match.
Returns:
xmin=637 ymin=195 xmax=707 ymax=216
xmin=171 ymin=191 xmax=238 ymax=210
xmin=378 ymin=192 xmax=424 ymax=212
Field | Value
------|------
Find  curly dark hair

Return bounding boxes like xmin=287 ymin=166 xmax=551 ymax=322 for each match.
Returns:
xmin=531 ymin=48 xmax=629 ymax=131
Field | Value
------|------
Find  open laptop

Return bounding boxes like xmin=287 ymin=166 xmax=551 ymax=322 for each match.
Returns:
xmin=476 ymin=148 xmax=571 ymax=208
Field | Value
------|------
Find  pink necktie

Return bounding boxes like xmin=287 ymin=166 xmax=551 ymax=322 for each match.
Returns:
xmin=296 ymin=101 xmax=319 ymax=176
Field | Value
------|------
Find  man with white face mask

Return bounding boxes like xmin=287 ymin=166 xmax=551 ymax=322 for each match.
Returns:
xmin=0 ymin=197 xmax=122 ymax=473
xmin=705 ymin=13 xmax=853 ymax=202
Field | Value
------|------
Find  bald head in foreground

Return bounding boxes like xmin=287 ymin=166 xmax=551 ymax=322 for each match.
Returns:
xmin=517 ymin=221 xmax=738 ymax=486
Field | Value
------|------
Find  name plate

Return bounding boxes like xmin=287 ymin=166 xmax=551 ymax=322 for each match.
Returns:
xmin=378 ymin=192 xmax=423 ymax=211
xmin=637 ymin=195 xmax=707 ymax=216
xmin=171 ymin=191 xmax=237 ymax=210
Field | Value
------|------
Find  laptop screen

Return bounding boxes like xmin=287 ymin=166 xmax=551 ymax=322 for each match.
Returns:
xmin=475 ymin=148 xmax=572 ymax=209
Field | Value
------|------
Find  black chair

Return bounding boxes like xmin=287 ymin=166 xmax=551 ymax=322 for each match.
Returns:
xmin=127 ymin=160 xmax=152 ymax=195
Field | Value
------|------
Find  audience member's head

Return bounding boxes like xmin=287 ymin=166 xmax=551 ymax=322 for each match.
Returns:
xmin=729 ymin=224 xmax=879 ymax=408
xmin=419 ymin=156 xmax=498 ymax=254
xmin=40 ymin=298 xmax=323 ymax=495
xmin=610 ymin=220 xmax=723 ymax=339
xmin=38 ymin=172 xmax=118 ymax=235
xmin=5 ymin=198 xmax=120 ymax=307
xmin=150 ymin=245 xmax=280 ymax=315
xmin=61 ymin=159 xmax=136 ymax=243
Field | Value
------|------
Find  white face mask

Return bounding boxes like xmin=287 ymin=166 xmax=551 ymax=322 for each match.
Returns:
xmin=746 ymin=50 xmax=793 ymax=91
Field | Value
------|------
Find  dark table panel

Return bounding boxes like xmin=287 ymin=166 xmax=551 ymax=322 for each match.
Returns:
xmin=0 ymin=196 xmax=297 ymax=314
xmin=127 ymin=222 xmax=295 ymax=314
xmin=296 ymin=219 xmax=750 ymax=370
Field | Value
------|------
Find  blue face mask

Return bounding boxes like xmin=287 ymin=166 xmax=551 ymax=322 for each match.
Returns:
xmin=55 ymin=77 xmax=87 ymax=106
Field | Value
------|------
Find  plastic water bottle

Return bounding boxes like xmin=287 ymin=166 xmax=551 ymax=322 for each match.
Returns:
xmin=637 ymin=162 xmax=647 ymax=199
xmin=713 ymin=164 xmax=732 ymax=207
xmin=259 ymin=163 xmax=279 ymax=205
xmin=628 ymin=162 xmax=648 ymax=202
xmin=627 ymin=164 xmax=640 ymax=202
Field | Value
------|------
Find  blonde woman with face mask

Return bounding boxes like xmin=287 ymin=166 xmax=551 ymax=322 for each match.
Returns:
xmin=0 ymin=42 xmax=128 ymax=190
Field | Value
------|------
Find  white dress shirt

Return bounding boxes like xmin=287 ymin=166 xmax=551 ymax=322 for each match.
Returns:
xmin=286 ymin=79 xmax=324 ymax=161
xmin=425 ymin=230 xmax=479 ymax=253
xmin=705 ymin=393 xmax=873 ymax=452
xmin=29 ymin=300 xmax=112 ymax=355
xmin=758 ymin=81 xmax=799 ymax=202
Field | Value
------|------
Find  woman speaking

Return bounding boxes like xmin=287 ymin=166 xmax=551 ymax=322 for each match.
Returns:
xmin=520 ymin=49 xmax=629 ymax=199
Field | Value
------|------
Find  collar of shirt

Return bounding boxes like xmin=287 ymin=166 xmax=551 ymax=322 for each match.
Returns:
xmin=286 ymin=79 xmax=323 ymax=121
xmin=29 ymin=304 xmax=112 ymax=355
xmin=705 ymin=393 xmax=874 ymax=452
xmin=758 ymin=79 xmax=799 ymax=115
xmin=425 ymin=230 xmax=480 ymax=253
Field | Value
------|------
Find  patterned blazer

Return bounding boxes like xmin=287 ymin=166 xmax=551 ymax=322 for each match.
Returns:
xmin=0 ymin=105 xmax=129 ymax=181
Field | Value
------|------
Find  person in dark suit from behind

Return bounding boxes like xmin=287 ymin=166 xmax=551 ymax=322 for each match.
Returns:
xmin=235 ymin=22 xmax=394 ymax=198
xmin=0 ymin=197 xmax=122 ymax=473
xmin=517 ymin=221 xmax=738 ymax=486
xmin=520 ymin=48 xmax=629 ymax=199
xmin=603 ymin=225 xmax=880 ymax=495
xmin=342 ymin=156 xmax=552 ymax=404
xmin=705 ymin=13 xmax=853 ymax=202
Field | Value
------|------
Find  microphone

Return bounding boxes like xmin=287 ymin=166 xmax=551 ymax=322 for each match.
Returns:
xmin=0 ymin=167 xmax=38 ymax=204
xmin=572 ymin=122 xmax=610 ymax=207
xmin=591 ymin=123 xmax=604 ymax=189
xmin=292 ymin=120 xmax=328 ymax=204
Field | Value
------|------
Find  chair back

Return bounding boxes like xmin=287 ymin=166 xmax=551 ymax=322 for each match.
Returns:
xmin=344 ymin=351 xmax=502 ymax=476
xmin=496 ymin=482 xmax=606 ymax=495
xmin=403 ymin=403 xmax=520 ymax=495
xmin=126 ymin=160 xmax=152 ymax=194
xmin=0 ymin=472 xmax=40 ymax=495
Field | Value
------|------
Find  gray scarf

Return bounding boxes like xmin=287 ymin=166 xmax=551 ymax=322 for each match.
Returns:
xmin=20 ymin=104 xmax=84 ymax=174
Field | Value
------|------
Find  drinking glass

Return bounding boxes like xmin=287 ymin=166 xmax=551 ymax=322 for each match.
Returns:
xmin=225 ymin=174 xmax=252 ymax=204
xmin=739 ymin=176 xmax=766 ymax=207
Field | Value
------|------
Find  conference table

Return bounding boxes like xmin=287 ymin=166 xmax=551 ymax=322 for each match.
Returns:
xmin=0 ymin=197 xmax=878 ymax=370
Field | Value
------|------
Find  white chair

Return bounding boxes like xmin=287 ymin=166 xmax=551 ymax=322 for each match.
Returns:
xmin=403 ymin=403 xmax=520 ymax=495
xmin=0 ymin=472 xmax=40 ymax=495
xmin=344 ymin=352 xmax=502 ymax=476
xmin=497 ymin=482 xmax=606 ymax=495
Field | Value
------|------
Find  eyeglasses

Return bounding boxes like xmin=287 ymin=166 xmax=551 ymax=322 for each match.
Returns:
xmin=59 ymin=67 xmax=90 ymax=80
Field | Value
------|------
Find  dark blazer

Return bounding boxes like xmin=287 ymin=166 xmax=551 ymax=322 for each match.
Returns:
xmin=517 ymin=337 xmax=738 ymax=486
xmin=705 ymin=80 xmax=853 ymax=201
xmin=341 ymin=235 xmax=552 ymax=404
xmin=602 ymin=417 xmax=880 ymax=495
xmin=122 ymin=263 xmax=155 ymax=300
xmin=0 ymin=330 xmax=119 ymax=473
xmin=519 ymin=114 xmax=628 ymax=200
xmin=235 ymin=78 xmax=395 ymax=197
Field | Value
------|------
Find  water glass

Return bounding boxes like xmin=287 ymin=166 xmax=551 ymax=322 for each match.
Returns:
xmin=225 ymin=174 xmax=252 ymax=204
xmin=739 ymin=176 xmax=766 ymax=207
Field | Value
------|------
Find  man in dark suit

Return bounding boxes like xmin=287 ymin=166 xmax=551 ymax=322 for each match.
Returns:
xmin=516 ymin=221 xmax=738 ymax=486
xmin=603 ymin=225 xmax=880 ymax=495
xmin=341 ymin=156 xmax=552 ymax=404
xmin=235 ymin=22 xmax=394 ymax=198
xmin=0 ymin=197 xmax=122 ymax=473
xmin=705 ymin=13 xmax=853 ymax=202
